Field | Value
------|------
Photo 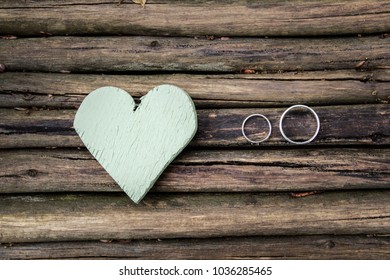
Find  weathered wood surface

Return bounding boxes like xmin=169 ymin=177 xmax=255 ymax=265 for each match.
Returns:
xmin=1 ymin=235 xmax=390 ymax=260
xmin=0 ymin=191 xmax=390 ymax=243
xmin=1 ymin=0 xmax=389 ymax=260
xmin=1 ymin=71 xmax=389 ymax=108
xmin=0 ymin=104 xmax=388 ymax=148
xmin=1 ymin=36 xmax=389 ymax=73
xmin=0 ymin=148 xmax=389 ymax=193
xmin=1 ymin=0 xmax=389 ymax=37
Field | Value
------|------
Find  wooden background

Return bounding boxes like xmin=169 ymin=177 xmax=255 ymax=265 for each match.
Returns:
xmin=0 ymin=0 xmax=389 ymax=259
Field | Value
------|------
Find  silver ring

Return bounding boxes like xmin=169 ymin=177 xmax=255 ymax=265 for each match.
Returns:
xmin=242 ymin=114 xmax=272 ymax=144
xmin=279 ymin=105 xmax=320 ymax=145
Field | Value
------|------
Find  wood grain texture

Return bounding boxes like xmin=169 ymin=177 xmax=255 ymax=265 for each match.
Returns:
xmin=0 ymin=104 xmax=388 ymax=148
xmin=0 ymin=148 xmax=389 ymax=193
xmin=1 ymin=235 xmax=390 ymax=260
xmin=74 ymin=85 xmax=197 ymax=203
xmin=0 ymin=191 xmax=390 ymax=242
xmin=1 ymin=71 xmax=389 ymax=108
xmin=0 ymin=36 xmax=389 ymax=73
xmin=1 ymin=0 xmax=389 ymax=36
xmin=1 ymin=0 xmax=389 ymax=260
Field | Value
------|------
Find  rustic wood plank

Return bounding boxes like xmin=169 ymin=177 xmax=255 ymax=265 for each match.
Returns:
xmin=0 ymin=148 xmax=389 ymax=193
xmin=1 ymin=71 xmax=389 ymax=108
xmin=0 ymin=36 xmax=389 ymax=73
xmin=1 ymin=235 xmax=389 ymax=259
xmin=0 ymin=104 xmax=388 ymax=148
xmin=1 ymin=0 xmax=389 ymax=36
xmin=0 ymin=191 xmax=389 ymax=242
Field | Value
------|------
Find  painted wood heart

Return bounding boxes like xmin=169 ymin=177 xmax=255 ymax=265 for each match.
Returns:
xmin=74 ymin=85 xmax=197 ymax=203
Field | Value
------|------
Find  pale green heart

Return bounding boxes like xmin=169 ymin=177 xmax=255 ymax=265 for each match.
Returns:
xmin=74 ymin=85 xmax=197 ymax=203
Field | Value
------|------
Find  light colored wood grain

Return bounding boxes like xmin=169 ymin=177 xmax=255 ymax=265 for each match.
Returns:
xmin=0 ymin=36 xmax=389 ymax=73
xmin=0 ymin=104 xmax=388 ymax=148
xmin=0 ymin=148 xmax=389 ymax=193
xmin=1 ymin=235 xmax=390 ymax=259
xmin=1 ymin=0 xmax=389 ymax=36
xmin=1 ymin=71 xmax=389 ymax=108
xmin=0 ymin=191 xmax=389 ymax=242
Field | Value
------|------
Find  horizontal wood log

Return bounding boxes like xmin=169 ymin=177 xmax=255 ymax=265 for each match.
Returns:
xmin=0 ymin=104 xmax=389 ymax=148
xmin=0 ymin=36 xmax=389 ymax=73
xmin=0 ymin=148 xmax=389 ymax=193
xmin=0 ymin=191 xmax=390 ymax=242
xmin=1 ymin=71 xmax=389 ymax=108
xmin=1 ymin=0 xmax=389 ymax=37
xmin=1 ymin=235 xmax=390 ymax=259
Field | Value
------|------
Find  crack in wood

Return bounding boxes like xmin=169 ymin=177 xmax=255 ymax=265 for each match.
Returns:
xmin=0 ymin=174 xmax=22 ymax=179
xmin=333 ymin=215 xmax=390 ymax=222
xmin=46 ymin=155 xmax=95 ymax=161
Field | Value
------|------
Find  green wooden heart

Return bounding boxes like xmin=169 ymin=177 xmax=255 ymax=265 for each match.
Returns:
xmin=74 ymin=85 xmax=197 ymax=203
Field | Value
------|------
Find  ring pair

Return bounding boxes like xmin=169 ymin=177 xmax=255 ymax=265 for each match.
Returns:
xmin=241 ymin=104 xmax=320 ymax=145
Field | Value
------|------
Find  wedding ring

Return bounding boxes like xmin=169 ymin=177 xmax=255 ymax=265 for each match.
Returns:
xmin=242 ymin=114 xmax=272 ymax=144
xmin=279 ymin=105 xmax=320 ymax=145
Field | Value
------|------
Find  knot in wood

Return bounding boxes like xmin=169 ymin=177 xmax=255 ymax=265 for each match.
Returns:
xmin=150 ymin=40 xmax=160 ymax=48
xmin=26 ymin=169 xmax=38 ymax=177
xmin=323 ymin=240 xmax=336 ymax=249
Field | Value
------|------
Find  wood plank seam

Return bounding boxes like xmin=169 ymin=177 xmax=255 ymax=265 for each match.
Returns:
xmin=1 ymin=0 xmax=389 ymax=36
xmin=1 ymin=148 xmax=389 ymax=193
xmin=1 ymin=36 xmax=388 ymax=73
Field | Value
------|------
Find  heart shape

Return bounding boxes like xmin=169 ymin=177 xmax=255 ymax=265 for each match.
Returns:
xmin=74 ymin=85 xmax=197 ymax=203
